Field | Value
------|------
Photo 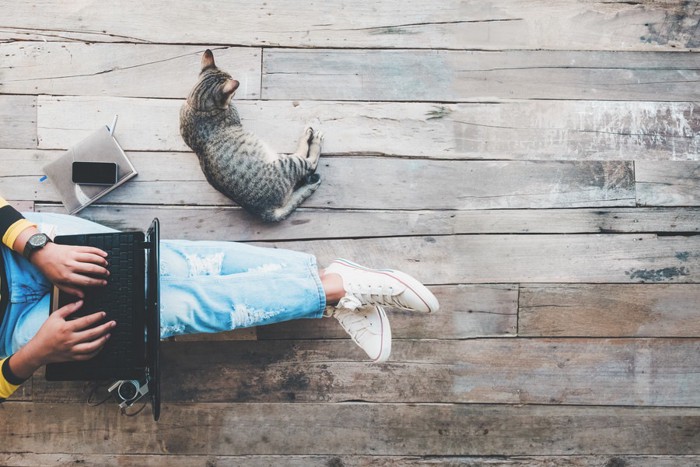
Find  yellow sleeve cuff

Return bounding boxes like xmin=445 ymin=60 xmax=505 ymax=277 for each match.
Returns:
xmin=2 ymin=219 xmax=37 ymax=251
xmin=0 ymin=358 xmax=21 ymax=401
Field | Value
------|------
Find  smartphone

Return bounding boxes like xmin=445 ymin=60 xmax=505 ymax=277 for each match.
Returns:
xmin=72 ymin=161 xmax=119 ymax=185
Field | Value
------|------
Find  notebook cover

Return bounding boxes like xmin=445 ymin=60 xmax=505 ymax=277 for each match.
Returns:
xmin=43 ymin=127 xmax=137 ymax=214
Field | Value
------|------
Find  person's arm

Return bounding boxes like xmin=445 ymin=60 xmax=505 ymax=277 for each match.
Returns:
xmin=0 ymin=300 xmax=115 ymax=402
xmin=1 ymin=196 xmax=110 ymax=298
xmin=0 ymin=196 xmax=113 ymax=400
xmin=0 ymin=197 xmax=36 ymax=400
xmin=0 ymin=198 xmax=36 ymax=250
xmin=14 ymin=226 xmax=111 ymax=297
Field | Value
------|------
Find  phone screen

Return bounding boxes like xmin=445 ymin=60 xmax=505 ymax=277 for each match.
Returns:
xmin=72 ymin=162 xmax=119 ymax=185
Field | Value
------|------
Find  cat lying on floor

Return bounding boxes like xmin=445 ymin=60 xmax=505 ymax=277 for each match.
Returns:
xmin=180 ymin=49 xmax=323 ymax=222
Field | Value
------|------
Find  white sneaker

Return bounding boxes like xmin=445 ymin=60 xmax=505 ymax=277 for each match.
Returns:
xmin=326 ymin=304 xmax=391 ymax=363
xmin=325 ymin=259 xmax=439 ymax=313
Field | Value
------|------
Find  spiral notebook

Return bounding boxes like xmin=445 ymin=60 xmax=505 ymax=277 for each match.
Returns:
xmin=43 ymin=122 xmax=137 ymax=214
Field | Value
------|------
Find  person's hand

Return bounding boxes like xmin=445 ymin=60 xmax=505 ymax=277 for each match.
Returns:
xmin=21 ymin=300 xmax=116 ymax=369
xmin=30 ymin=242 xmax=109 ymax=298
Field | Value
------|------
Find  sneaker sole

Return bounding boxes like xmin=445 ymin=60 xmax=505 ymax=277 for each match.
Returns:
xmin=373 ymin=305 xmax=391 ymax=363
xmin=331 ymin=259 xmax=439 ymax=313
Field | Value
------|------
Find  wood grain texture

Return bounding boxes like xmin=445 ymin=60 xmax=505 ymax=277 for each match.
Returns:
xmin=263 ymin=49 xmax=700 ymax=102
xmin=34 ymin=204 xmax=700 ymax=239
xmin=3 ymin=454 xmax=700 ymax=467
xmin=520 ymin=284 xmax=700 ymax=337
xmin=30 ymin=338 xmax=698 ymax=406
xmin=0 ymin=403 xmax=698 ymax=455
xmin=1 ymin=0 xmax=698 ymax=51
xmin=0 ymin=95 xmax=36 ymax=149
xmin=0 ymin=43 xmax=261 ymax=99
xmin=33 ymin=96 xmax=700 ymax=160
xmin=1 ymin=151 xmax=638 ymax=209
xmin=636 ymin=161 xmax=700 ymax=206
xmin=1 ymin=454 xmax=699 ymax=467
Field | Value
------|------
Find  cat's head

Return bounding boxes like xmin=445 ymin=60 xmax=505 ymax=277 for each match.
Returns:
xmin=186 ymin=49 xmax=240 ymax=111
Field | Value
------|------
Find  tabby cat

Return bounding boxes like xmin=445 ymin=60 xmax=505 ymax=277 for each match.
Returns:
xmin=180 ymin=49 xmax=323 ymax=222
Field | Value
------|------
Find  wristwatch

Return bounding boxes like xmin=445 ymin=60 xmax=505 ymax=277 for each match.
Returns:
xmin=23 ymin=233 xmax=52 ymax=260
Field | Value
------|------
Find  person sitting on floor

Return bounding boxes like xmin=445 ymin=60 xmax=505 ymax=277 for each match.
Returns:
xmin=0 ymin=196 xmax=438 ymax=401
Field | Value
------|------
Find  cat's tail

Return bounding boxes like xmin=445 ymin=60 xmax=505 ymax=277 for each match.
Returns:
xmin=260 ymin=174 xmax=322 ymax=222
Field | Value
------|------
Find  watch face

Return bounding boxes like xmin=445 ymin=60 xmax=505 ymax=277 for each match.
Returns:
xmin=30 ymin=234 xmax=47 ymax=248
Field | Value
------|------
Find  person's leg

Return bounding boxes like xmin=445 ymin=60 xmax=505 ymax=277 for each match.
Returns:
xmin=158 ymin=239 xmax=326 ymax=337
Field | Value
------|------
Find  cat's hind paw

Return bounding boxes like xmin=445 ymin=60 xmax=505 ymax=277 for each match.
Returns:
xmin=306 ymin=173 xmax=321 ymax=186
xmin=303 ymin=126 xmax=314 ymax=144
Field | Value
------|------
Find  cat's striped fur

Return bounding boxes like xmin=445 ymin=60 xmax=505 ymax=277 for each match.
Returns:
xmin=180 ymin=49 xmax=323 ymax=222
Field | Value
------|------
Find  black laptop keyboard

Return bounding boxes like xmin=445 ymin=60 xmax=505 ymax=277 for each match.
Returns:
xmin=51 ymin=231 xmax=146 ymax=378
xmin=84 ymin=233 xmax=140 ymax=368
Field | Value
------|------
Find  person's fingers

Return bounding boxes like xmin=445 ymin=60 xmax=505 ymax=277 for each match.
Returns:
xmin=73 ymin=252 xmax=109 ymax=269
xmin=66 ymin=272 xmax=108 ymax=288
xmin=54 ymin=300 xmax=84 ymax=319
xmin=76 ymin=246 xmax=108 ymax=259
xmin=73 ymin=319 xmax=116 ymax=342
xmin=69 ymin=311 xmax=107 ymax=331
xmin=71 ymin=334 xmax=111 ymax=359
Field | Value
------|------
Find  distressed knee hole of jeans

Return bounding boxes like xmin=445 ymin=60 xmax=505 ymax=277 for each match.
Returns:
xmin=184 ymin=252 xmax=225 ymax=277
xmin=231 ymin=304 xmax=282 ymax=329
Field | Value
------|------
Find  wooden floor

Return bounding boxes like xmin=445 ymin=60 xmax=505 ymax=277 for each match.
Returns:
xmin=2 ymin=1 xmax=700 ymax=465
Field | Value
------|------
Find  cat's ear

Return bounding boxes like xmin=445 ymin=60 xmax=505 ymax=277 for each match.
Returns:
xmin=201 ymin=49 xmax=216 ymax=71
xmin=222 ymin=79 xmax=240 ymax=97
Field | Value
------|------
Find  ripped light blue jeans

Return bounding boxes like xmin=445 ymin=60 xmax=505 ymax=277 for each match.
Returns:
xmin=0 ymin=213 xmax=326 ymax=358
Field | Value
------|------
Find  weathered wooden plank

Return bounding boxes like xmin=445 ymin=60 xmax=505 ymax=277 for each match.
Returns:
xmin=7 ymin=200 xmax=34 ymax=211
xmin=2 ymin=454 xmax=698 ymax=467
xmin=263 ymin=49 xmax=700 ymax=102
xmin=1 ymin=1 xmax=698 ymax=51
xmin=35 ymin=96 xmax=700 ymax=160
xmin=1 ymin=402 xmax=698 ymax=455
xmin=0 ymin=43 xmax=261 ymax=99
xmin=0 ymin=95 xmax=36 ymax=149
xmin=1 ymin=151 xmax=637 ymax=209
xmin=264 ymin=234 xmax=700 ymax=284
xmin=171 ymin=327 xmax=256 ymax=342
xmin=520 ymin=284 xmax=700 ymax=337
xmin=33 ymin=204 xmax=700 ymax=239
xmin=636 ymin=161 xmax=700 ymax=206
xmin=31 ymin=338 xmax=700 ymax=406
xmin=1 ymin=200 xmax=697 ymax=282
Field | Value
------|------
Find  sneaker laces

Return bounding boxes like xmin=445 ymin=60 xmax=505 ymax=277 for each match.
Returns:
xmin=334 ymin=310 xmax=378 ymax=344
xmin=324 ymin=295 xmax=363 ymax=316
xmin=344 ymin=281 xmax=409 ymax=309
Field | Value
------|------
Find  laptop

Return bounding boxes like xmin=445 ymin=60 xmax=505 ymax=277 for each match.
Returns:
xmin=45 ymin=219 xmax=161 ymax=421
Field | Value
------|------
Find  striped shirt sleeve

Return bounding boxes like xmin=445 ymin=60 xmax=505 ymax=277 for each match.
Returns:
xmin=0 ymin=197 xmax=36 ymax=250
